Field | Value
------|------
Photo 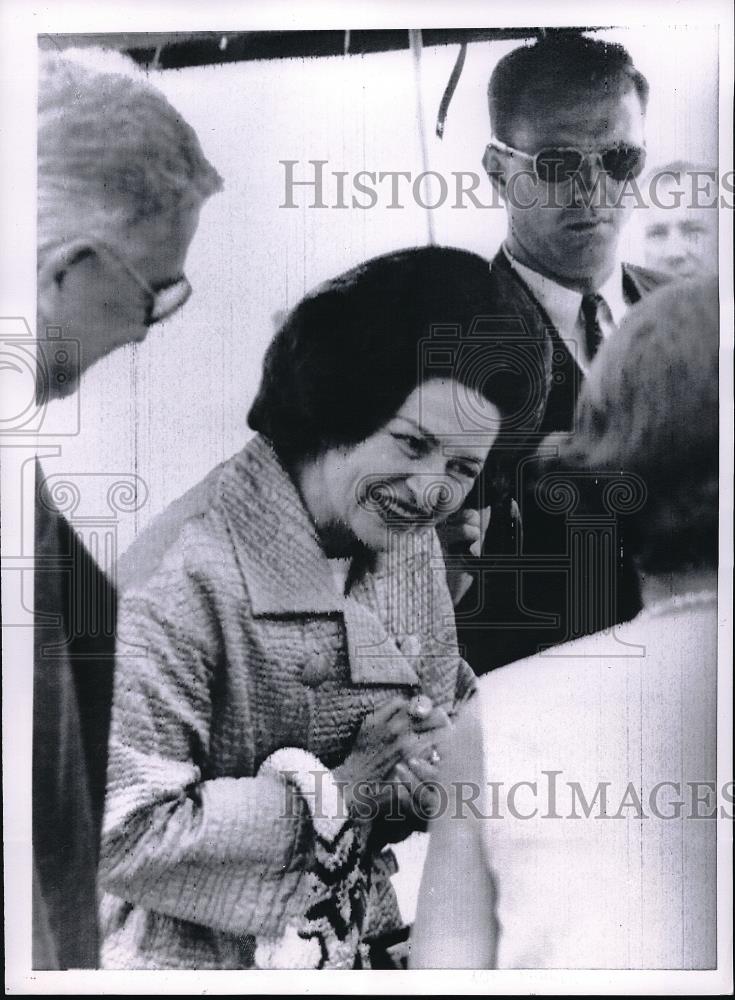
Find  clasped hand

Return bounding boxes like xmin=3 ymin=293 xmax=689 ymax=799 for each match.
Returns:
xmin=437 ymin=506 xmax=493 ymax=605
xmin=334 ymin=694 xmax=451 ymax=823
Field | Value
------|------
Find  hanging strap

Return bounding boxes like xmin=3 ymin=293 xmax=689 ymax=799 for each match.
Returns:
xmin=436 ymin=42 xmax=468 ymax=139
xmin=408 ymin=29 xmax=435 ymax=245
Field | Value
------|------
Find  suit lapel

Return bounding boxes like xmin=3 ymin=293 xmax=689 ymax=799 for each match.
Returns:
xmin=623 ymin=262 xmax=670 ymax=304
xmin=491 ymin=253 xmax=668 ymax=436
xmin=490 ymin=250 xmax=581 ymax=435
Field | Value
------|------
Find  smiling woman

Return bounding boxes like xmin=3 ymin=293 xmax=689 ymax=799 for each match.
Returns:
xmin=98 ymin=245 xmax=550 ymax=970
xmin=294 ymin=380 xmax=493 ymax=555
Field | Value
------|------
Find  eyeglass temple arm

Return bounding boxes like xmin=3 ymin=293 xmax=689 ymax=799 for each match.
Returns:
xmin=487 ymin=137 xmax=532 ymax=160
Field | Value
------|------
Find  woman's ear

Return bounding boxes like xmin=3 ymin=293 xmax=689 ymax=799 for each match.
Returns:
xmin=482 ymin=146 xmax=507 ymax=200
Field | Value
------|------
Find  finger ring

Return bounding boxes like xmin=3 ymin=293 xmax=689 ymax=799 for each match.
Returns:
xmin=428 ymin=748 xmax=441 ymax=766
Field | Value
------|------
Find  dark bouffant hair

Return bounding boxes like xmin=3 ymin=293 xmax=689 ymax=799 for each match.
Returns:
xmin=557 ymin=277 xmax=719 ymax=575
xmin=488 ymin=31 xmax=649 ymax=143
xmin=248 ymin=246 xmax=550 ymax=464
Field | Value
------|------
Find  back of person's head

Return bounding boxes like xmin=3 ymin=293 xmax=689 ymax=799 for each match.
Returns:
xmin=557 ymin=278 xmax=718 ymax=574
xmin=488 ymin=31 xmax=649 ymax=143
xmin=38 ymin=49 xmax=223 ymax=250
xmin=249 ymin=246 xmax=550 ymax=463
xmin=641 ymin=159 xmax=718 ymax=210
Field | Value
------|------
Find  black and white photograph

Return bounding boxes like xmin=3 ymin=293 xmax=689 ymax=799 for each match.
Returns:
xmin=1 ymin=0 xmax=733 ymax=992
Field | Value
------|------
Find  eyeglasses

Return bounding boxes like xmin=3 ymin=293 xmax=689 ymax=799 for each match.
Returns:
xmin=94 ymin=240 xmax=193 ymax=325
xmin=40 ymin=237 xmax=192 ymax=326
xmin=487 ymin=137 xmax=647 ymax=185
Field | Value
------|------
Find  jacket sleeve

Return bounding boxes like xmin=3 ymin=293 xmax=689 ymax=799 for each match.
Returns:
xmin=454 ymin=656 xmax=478 ymax=707
xmin=99 ymin=522 xmax=320 ymax=938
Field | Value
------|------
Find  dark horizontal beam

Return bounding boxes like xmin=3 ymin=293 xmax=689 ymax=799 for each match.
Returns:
xmin=41 ymin=27 xmax=607 ymax=70
xmin=143 ymin=29 xmax=545 ymax=69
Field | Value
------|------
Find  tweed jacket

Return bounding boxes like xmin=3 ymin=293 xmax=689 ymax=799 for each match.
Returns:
xmin=99 ymin=434 xmax=475 ymax=969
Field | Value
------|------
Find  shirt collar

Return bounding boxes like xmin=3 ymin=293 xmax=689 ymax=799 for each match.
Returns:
xmin=596 ymin=263 xmax=628 ymax=326
xmin=502 ymin=244 xmax=627 ymax=334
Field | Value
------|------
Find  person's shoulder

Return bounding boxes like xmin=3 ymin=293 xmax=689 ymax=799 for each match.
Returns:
xmin=487 ymin=245 xmax=516 ymax=290
xmin=116 ymin=452 xmax=237 ymax=592
xmin=469 ymin=635 xmax=621 ymax=771
xmin=476 ymin=626 xmax=643 ymax=715
xmin=487 ymin=246 xmax=555 ymax=328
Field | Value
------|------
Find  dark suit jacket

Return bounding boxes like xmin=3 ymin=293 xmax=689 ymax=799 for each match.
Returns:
xmin=455 ymin=250 xmax=668 ymax=674
xmin=33 ymin=464 xmax=116 ymax=968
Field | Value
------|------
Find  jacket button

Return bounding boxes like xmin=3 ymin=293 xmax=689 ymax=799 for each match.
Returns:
xmin=397 ymin=634 xmax=421 ymax=658
xmin=301 ymin=652 xmax=331 ymax=687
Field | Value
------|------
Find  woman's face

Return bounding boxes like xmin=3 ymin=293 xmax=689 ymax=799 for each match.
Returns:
xmin=318 ymin=378 xmax=499 ymax=553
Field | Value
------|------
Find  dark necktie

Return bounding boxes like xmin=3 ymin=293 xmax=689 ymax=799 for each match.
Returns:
xmin=580 ymin=293 xmax=605 ymax=363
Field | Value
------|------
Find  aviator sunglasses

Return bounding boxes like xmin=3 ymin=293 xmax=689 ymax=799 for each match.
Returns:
xmin=486 ymin=137 xmax=647 ymax=184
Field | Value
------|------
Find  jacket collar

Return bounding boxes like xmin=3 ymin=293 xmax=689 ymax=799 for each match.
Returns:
xmin=218 ymin=435 xmax=421 ymax=687
xmin=622 ymin=262 xmax=669 ymax=302
xmin=494 ymin=245 xmax=664 ymax=318
xmin=219 ymin=434 xmax=344 ymax=615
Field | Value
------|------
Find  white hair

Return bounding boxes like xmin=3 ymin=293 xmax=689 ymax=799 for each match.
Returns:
xmin=38 ymin=47 xmax=223 ymax=247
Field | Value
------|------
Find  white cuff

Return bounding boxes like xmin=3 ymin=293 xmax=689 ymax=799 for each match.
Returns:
xmin=254 ymin=747 xmax=366 ymax=970
xmin=258 ymin=746 xmax=349 ymax=842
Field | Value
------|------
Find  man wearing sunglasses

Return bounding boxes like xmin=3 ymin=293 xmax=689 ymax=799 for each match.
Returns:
xmin=33 ymin=50 xmax=222 ymax=969
xmin=483 ymin=30 xmax=664 ymax=427
xmin=452 ymin=32 xmax=668 ymax=674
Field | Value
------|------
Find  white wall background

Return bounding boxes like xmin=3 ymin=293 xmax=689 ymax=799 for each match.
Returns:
xmin=43 ymin=25 xmax=719 ymax=556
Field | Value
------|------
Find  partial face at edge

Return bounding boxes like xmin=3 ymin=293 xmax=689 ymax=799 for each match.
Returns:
xmin=37 ymin=201 xmax=201 ymax=398
xmin=642 ymin=180 xmax=718 ymax=278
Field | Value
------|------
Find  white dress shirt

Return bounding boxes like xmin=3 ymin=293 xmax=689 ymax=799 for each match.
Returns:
xmin=503 ymin=245 xmax=629 ymax=373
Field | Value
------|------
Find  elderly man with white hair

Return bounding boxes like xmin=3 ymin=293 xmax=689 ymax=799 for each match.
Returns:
xmin=33 ymin=49 xmax=222 ymax=969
